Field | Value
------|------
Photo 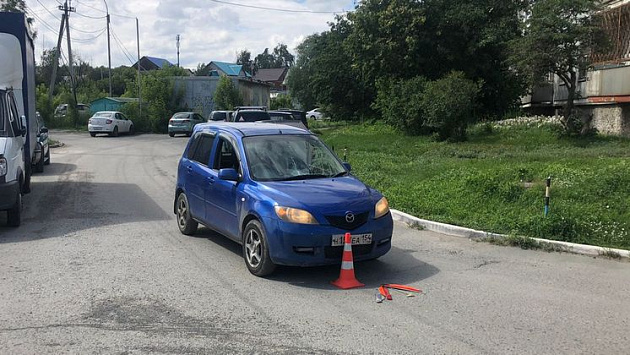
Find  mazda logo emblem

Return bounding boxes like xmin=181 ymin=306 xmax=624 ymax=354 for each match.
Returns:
xmin=345 ymin=212 xmax=355 ymax=223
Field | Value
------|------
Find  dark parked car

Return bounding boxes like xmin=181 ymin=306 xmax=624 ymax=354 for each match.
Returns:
xmin=268 ymin=111 xmax=307 ymax=130
xmin=208 ymin=110 xmax=232 ymax=122
xmin=174 ymin=122 xmax=393 ymax=276
xmin=230 ymin=109 xmax=271 ymax=122
xmin=278 ymin=109 xmax=308 ymax=128
xmin=33 ymin=111 xmax=49 ymax=173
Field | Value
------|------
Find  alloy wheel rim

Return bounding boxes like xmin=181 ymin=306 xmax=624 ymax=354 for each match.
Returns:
xmin=177 ymin=197 xmax=188 ymax=229
xmin=245 ymin=229 xmax=262 ymax=268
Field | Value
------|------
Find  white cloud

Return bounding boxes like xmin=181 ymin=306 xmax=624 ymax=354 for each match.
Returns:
xmin=25 ymin=0 xmax=354 ymax=69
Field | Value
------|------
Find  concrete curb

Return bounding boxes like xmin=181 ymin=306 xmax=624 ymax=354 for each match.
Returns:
xmin=391 ymin=209 xmax=630 ymax=260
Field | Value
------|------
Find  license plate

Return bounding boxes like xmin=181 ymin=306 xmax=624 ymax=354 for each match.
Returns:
xmin=331 ymin=233 xmax=372 ymax=247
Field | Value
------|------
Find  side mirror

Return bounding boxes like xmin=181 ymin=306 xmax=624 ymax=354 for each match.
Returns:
xmin=342 ymin=162 xmax=352 ymax=172
xmin=20 ymin=115 xmax=27 ymax=136
xmin=40 ymin=127 xmax=49 ymax=134
xmin=218 ymin=168 xmax=239 ymax=181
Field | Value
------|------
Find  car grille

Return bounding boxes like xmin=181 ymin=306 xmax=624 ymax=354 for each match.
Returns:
xmin=325 ymin=211 xmax=369 ymax=230
xmin=325 ymin=244 xmax=373 ymax=259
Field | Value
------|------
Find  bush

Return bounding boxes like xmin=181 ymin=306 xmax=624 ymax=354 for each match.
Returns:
xmin=270 ymin=94 xmax=293 ymax=110
xmin=421 ymin=71 xmax=481 ymax=141
xmin=214 ymin=75 xmax=243 ymax=110
xmin=374 ymin=76 xmax=427 ymax=135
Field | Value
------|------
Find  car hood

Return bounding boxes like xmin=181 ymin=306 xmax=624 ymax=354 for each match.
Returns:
xmin=255 ymin=175 xmax=378 ymax=214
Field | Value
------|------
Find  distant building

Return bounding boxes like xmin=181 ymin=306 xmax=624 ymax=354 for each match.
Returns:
xmin=202 ymin=61 xmax=251 ymax=77
xmin=90 ymin=97 xmax=139 ymax=113
xmin=523 ymin=0 xmax=630 ymax=136
xmin=253 ymin=67 xmax=289 ymax=97
xmin=132 ymin=56 xmax=174 ymax=72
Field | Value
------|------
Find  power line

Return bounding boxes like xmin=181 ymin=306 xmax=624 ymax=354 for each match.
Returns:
xmin=110 ymin=27 xmax=136 ymax=65
xmin=75 ymin=0 xmax=136 ymax=19
xmin=71 ymin=25 xmax=106 ymax=34
xmin=34 ymin=0 xmax=62 ymax=21
xmin=71 ymin=28 xmax=106 ymax=42
xmin=207 ymin=0 xmax=348 ymax=14
xmin=74 ymin=11 xmax=106 ymax=19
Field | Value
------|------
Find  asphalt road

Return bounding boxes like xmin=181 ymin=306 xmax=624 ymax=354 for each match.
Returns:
xmin=0 ymin=131 xmax=628 ymax=354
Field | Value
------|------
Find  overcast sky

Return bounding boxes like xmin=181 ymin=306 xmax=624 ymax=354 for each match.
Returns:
xmin=24 ymin=0 xmax=356 ymax=69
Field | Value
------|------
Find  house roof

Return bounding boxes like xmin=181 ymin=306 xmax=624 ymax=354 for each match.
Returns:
xmin=145 ymin=56 xmax=174 ymax=69
xmin=92 ymin=97 xmax=139 ymax=104
xmin=210 ymin=61 xmax=252 ymax=77
xmin=253 ymin=67 xmax=288 ymax=82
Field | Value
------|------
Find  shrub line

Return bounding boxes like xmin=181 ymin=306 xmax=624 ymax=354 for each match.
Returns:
xmin=391 ymin=209 xmax=630 ymax=260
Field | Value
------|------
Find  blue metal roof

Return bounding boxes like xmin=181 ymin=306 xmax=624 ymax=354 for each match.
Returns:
xmin=195 ymin=122 xmax=309 ymax=137
xmin=146 ymin=56 xmax=173 ymax=69
xmin=211 ymin=61 xmax=252 ymax=77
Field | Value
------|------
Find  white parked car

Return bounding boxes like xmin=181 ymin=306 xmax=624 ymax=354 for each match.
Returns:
xmin=88 ymin=111 xmax=134 ymax=137
xmin=306 ymin=108 xmax=325 ymax=120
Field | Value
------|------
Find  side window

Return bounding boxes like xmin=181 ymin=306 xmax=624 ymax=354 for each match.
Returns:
xmin=8 ymin=92 xmax=21 ymax=135
xmin=190 ymin=134 xmax=215 ymax=166
xmin=213 ymin=137 xmax=239 ymax=171
xmin=115 ymin=113 xmax=121 ymax=120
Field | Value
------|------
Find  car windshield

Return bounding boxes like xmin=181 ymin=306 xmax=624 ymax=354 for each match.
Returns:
xmin=243 ymin=134 xmax=347 ymax=181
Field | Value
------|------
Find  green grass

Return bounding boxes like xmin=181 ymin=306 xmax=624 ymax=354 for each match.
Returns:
xmin=318 ymin=121 xmax=630 ymax=250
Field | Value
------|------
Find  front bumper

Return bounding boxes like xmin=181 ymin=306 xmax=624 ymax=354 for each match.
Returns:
xmin=0 ymin=180 xmax=20 ymax=210
xmin=261 ymin=213 xmax=394 ymax=266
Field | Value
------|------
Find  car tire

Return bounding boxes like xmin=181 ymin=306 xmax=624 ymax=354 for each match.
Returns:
xmin=44 ymin=149 xmax=50 ymax=165
xmin=110 ymin=126 xmax=119 ymax=137
xmin=243 ymin=220 xmax=276 ymax=277
xmin=90 ymin=132 xmax=96 ymax=137
xmin=129 ymin=125 xmax=134 ymax=135
xmin=168 ymin=133 xmax=175 ymax=137
xmin=176 ymin=193 xmax=198 ymax=235
xmin=35 ymin=153 xmax=44 ymax=173
xmin=7 ymin=192 xmax=22 ymax=227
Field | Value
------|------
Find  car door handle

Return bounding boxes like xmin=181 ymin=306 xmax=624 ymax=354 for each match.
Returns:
xmin=186 ymin=166 xmax=193 ymax=173
xmin=207 ymin=177 xmax=215 ymax=184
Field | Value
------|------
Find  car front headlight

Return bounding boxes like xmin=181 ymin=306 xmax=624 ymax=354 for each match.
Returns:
xmin=374 ymin=197 xmax=390 ymax=219
xmin=0 ymin=157 xmax=7 ymax=177
xmin=274 ymin=206 xmax=318 ymax=224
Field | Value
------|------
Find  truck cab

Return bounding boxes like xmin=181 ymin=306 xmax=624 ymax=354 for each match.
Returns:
xmin=0 ymin=88 xmax=26 ymax=226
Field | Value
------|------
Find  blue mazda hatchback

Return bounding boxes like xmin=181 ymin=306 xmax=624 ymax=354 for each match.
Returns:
xmin=174 ymin=122 xmax=393 ymax=276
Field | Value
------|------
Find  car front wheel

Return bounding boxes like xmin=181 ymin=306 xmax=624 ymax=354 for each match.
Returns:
xmin=7 ymin=192 xmax=21 ymax=227
xmin=176 ymin=193 xmax=198 ymax=235
xmin=243 ymin=220 xmax=276 ymax=276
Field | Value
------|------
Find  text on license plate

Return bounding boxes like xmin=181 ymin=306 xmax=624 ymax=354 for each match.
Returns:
xmin=331 ymin=233 xmax=372 ymax=247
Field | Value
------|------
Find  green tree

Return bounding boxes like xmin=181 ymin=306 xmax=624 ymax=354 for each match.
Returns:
xmin=272 ymin=44 xmax=295 ymax=67
xmin=1 ymin=0 xmax=35 ymax=31
xmin=236 ymin=50 xmax=256 ymax=75
xmin=510 ymin=0 xmax=607 ymax=133
xmin=254 ymin=48 xmax=275 ymax=70
xmin=213 ymin=75 xmax=242 ymax=110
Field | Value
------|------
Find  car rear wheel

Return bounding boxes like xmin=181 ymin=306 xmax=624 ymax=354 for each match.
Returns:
xmin=7 ymin=192 xmax=22 ymax=227
xmin=110 ymin=126 xmax=119 ymax=137
xmin=35 ymin=152 xmax=44 ymax=173
xmin=129 ymin=125 xmax=134 ymax=135
xmin=168 ymin=132 xmax=175 ymax=137
xmin=176 ymin=193 xmax=198 ymax=235
xmin=243 ymin=220 xmax=276 ymax=276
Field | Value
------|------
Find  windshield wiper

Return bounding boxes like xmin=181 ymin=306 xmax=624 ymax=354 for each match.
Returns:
xmin=332 ymin=171 xmax=349 ymax=178
xmin=281 ymin=174 xmax=328 ymax=181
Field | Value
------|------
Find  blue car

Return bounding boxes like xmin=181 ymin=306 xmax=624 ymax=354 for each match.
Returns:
xmin=174 ymin=122 xmax=393 ymax=276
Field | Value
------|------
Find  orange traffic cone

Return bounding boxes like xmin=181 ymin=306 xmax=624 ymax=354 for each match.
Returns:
xmin=331 ymin=232 xmax=365 ymax=289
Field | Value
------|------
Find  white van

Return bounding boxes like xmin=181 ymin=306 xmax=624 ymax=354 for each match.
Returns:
xmin=0 ymin=88 xmax=27 ymax=226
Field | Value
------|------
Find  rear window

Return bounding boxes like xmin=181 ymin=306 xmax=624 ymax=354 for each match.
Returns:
xmin=235 ymin=111 xmax=270 ymax=122
xmin=94 ymin=112 xmax=111 ymax=118
xmin=212 ymin=112 xmax=226 ymax=121
xmin=174 ymin=113 xmax=191 ymax=118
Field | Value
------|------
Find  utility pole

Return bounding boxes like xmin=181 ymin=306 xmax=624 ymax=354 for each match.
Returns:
xmin=137 ymin=18 xmax=141 ymax=119
xmin=58 ymin=0 xmax=77 ymax=107
xmin=176 ymin=34 xmax=180 ymax=67
xmin=105 ymin=0 xmax=112 ymax=97
xmin=48 ymin=13 xmax=66 ymax=101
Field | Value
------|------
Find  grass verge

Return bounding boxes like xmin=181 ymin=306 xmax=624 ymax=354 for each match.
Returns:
xmin=318 ymin=120 xmax=630 ymax=250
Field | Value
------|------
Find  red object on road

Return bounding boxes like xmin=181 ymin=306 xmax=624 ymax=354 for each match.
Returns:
xmin=378 ymin=285 xmax=392 ymax=300
xmin=331 ymin=233 xmax=365 ymax=289
xmin=384 ymin=284 xmax=422 ymax=293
